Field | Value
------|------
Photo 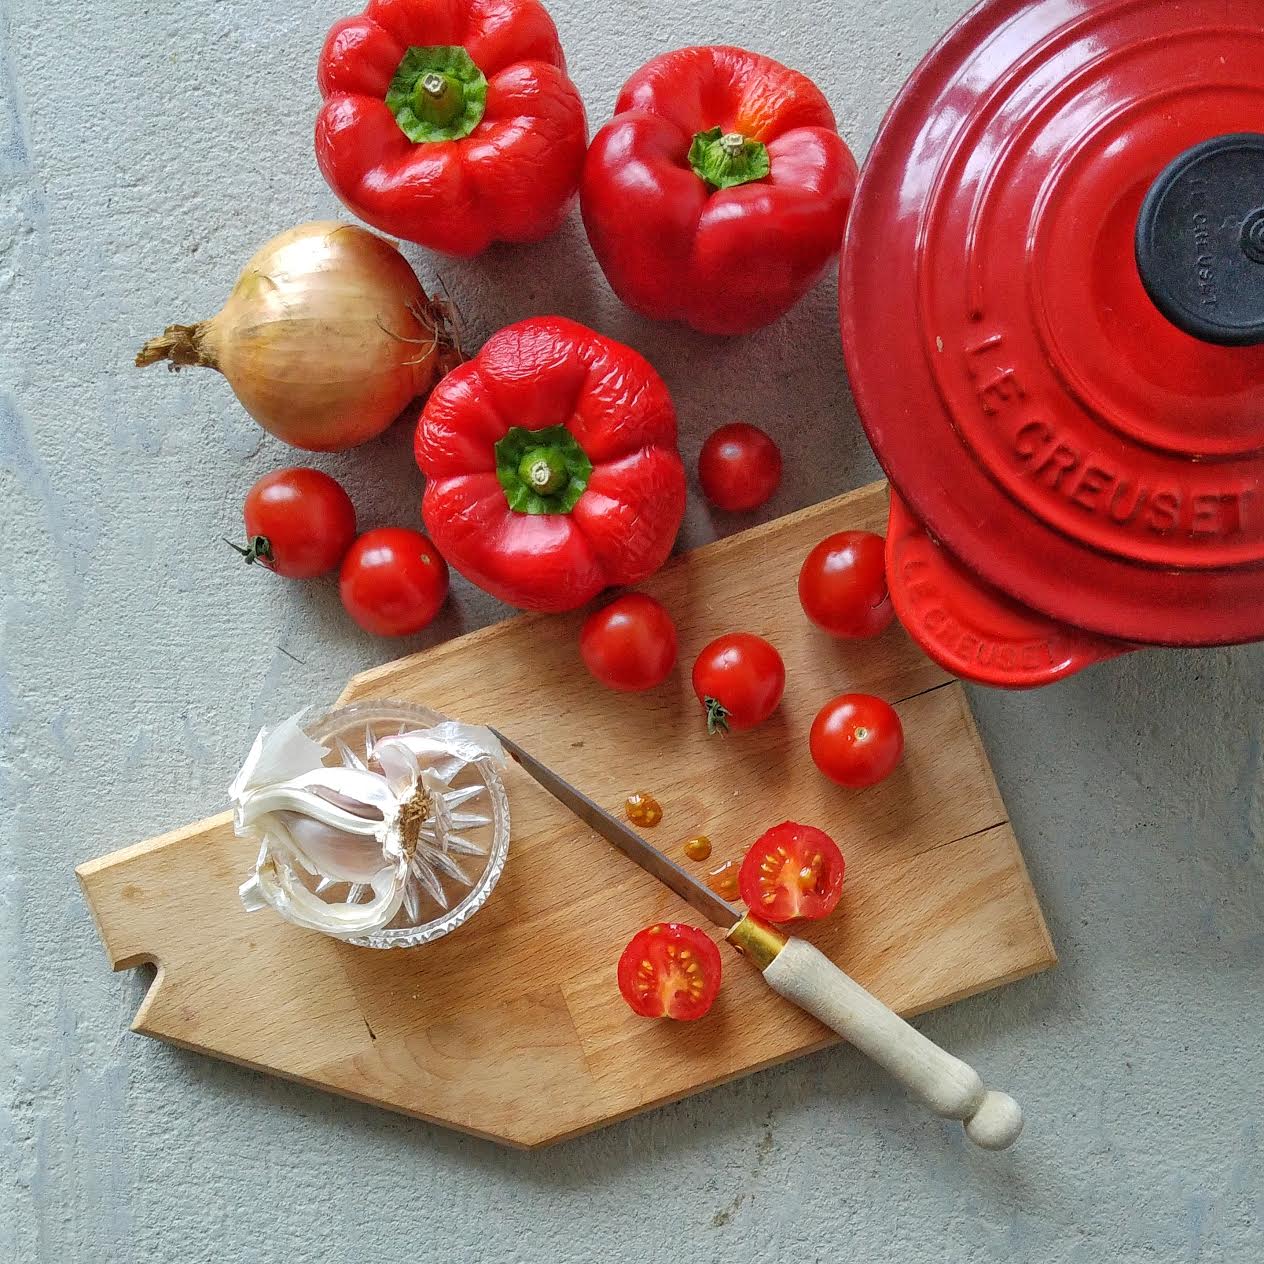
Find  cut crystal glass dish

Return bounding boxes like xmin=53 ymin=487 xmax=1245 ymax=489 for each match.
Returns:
xmin=234 ymin=700 xmax=510 ymax=950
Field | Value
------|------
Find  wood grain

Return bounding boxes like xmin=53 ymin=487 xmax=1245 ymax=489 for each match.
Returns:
xmin=77 ymin=481 xmax=1055 ymax=1148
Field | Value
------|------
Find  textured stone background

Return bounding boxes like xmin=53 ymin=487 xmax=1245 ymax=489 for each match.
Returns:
xmin=3 ymin=1 xmax=1262 ymax=1260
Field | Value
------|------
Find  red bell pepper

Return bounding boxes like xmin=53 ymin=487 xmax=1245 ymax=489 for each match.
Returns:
xmin=581 ymin=46 xmax=858 ymax=335
xmin=316 ymin=0 xmax=587 ymax=257
xmin=415 ymin=318 xmax=687 ymax=611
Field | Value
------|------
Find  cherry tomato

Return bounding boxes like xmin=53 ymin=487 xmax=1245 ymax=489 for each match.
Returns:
xmin=233 ymin=467 xmax=356 ymax=579
xmin=738 ymin=822 xmax=845 ymax=923
xmin=580 ymin=594 xmax=678 ymax=692
xmin=810 ymin=693 xmax=904 ymax=788
xmin=798 ymin=531 xmax=894 ymax=639
xmin=339 ymin=527 xmax=449 ymax=637
xmin=692 ymin=633 xmax=786 ymax=734
xmin=617 ymin=923 xmax=723 ymax=1021
xmin=698 ymin=423 xmax=782 ymax=511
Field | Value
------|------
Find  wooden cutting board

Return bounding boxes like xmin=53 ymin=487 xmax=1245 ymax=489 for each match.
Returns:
xmin=78 ymin=481 xmax=1055 ymax=1148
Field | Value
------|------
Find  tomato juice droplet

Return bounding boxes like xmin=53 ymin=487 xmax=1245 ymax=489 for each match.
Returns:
xmin=706 ymin=858 xmax=740 ymax=900
xmin=684 ymin=835 xmax=713 ymax=862
xmin=625 ymin=792 xmax=663 ymax=827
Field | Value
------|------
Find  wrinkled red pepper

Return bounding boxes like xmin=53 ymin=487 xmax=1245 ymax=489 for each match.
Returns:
xmin=415 ymin=318 xmax=687 ymax=612
xmin=581 ymin=46 xmax=858 ymax=335
xmin=316 ymin=0 xmax=587 ymax=257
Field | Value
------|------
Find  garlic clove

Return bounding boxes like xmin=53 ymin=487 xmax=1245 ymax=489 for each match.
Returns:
xmin=278 ymin=812 xmax=395 ymax=885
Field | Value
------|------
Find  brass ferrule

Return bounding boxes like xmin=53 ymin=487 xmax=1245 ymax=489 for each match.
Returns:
xmin=726 ymin=914 xmax=788 ymax=970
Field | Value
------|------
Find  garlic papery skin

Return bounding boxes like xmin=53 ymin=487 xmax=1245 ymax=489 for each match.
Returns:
xmin=230 ymin=708 xmax=507 ymax=946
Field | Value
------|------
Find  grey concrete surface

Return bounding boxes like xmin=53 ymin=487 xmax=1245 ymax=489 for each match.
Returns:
xmin=3 ymin=0 xmax=1262 ymax=1260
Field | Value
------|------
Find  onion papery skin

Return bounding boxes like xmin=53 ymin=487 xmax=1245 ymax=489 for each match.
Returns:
xmin=137 ymin=221 xmax=453 ymax=451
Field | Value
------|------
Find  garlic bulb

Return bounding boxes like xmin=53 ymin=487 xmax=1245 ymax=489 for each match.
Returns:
xmin=230 ymin=712 xmax=506 ymax=943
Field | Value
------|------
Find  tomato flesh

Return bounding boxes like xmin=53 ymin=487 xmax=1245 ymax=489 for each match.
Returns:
xmin=691 ymin=633 xmax=786 ymax=734
xmin=617 ymin=923 xmax=723 ymax=1021
xmin=579 ymin=593 xmax=677 ymax=692
xmin=810 ymin=693 xmax=904 ymax=788
xmin=798 ymin=531 xmax=894 ymax=639
xmin=738 ymin=822 xmax=845 ymax=923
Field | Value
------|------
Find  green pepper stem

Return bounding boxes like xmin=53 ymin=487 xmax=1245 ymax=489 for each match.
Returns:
xmin=688 ymin=126 xmax=772 ymax=191
xmin=519 ymin=448 xmax=569 ymax=495
xmin=386 ymin=46 xmax=488 ymax=144
xmin=494 ymin=425 xmax=593 ymax=515
xmin=412 ymin=72 xmax=464 ymax=127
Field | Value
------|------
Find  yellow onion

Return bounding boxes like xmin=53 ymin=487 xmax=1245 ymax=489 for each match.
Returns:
xmin=136 ymin=221 xmax=457 ymax=451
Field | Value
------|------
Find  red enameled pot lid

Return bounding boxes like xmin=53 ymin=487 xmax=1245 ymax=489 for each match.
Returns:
xmin=841 ymin=0 xmax=1264 ymax=647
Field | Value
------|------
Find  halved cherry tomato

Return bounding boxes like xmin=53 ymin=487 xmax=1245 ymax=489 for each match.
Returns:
xmin=798 ymin=531 xmax=894 ymax=639
xmin=810 ymin=693 xmax=904 ymax=788
xmin=738 ymin=822 xmax=845 ymax=923
xmin=339 ymin=527 xmax=449 ymax=637
xmin=617 ymin=923 xmax=723 ymax=1021
xmin=692 ymin=633 xmax=786 ymax=734
xmin=698 ymin=423 xmax=782 ymax=511
xmin=580 ymin=594 xmax=678 ymax=692
xmin=233 ymin=467 xmax=356 ymax=579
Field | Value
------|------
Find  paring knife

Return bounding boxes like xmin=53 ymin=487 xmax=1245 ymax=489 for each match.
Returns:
xmin=492 ymin=728 xmax=1024 ymax=1151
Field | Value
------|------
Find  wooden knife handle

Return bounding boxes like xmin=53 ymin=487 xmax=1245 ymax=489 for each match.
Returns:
xmin=760 ymin=934 xmax=1023 ymax=1150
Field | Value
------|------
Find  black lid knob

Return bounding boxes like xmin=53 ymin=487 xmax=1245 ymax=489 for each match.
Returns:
xmin=1135 ymin=133 xmax=1264 ymax=347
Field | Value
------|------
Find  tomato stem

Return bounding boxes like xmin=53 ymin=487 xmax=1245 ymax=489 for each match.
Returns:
xmin=224 ymin=534 xmax=273 ymax=567
xmin=703 ymin=696 xmax=730 ymax=736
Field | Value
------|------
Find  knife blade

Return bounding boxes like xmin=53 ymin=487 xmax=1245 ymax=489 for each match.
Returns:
xmin=493 ymin=727 xmax=1025 ymax=1151
xmin=492 ymin=728 xmax=742 ymax=929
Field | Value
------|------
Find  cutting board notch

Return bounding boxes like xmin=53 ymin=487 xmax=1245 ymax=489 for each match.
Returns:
xmin=77 ymin=483 xmax=1054 ymax=1148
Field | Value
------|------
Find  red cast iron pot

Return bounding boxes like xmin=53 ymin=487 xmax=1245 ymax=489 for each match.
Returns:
xmin=840 ymin=0 xmax=1264 ymax=688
